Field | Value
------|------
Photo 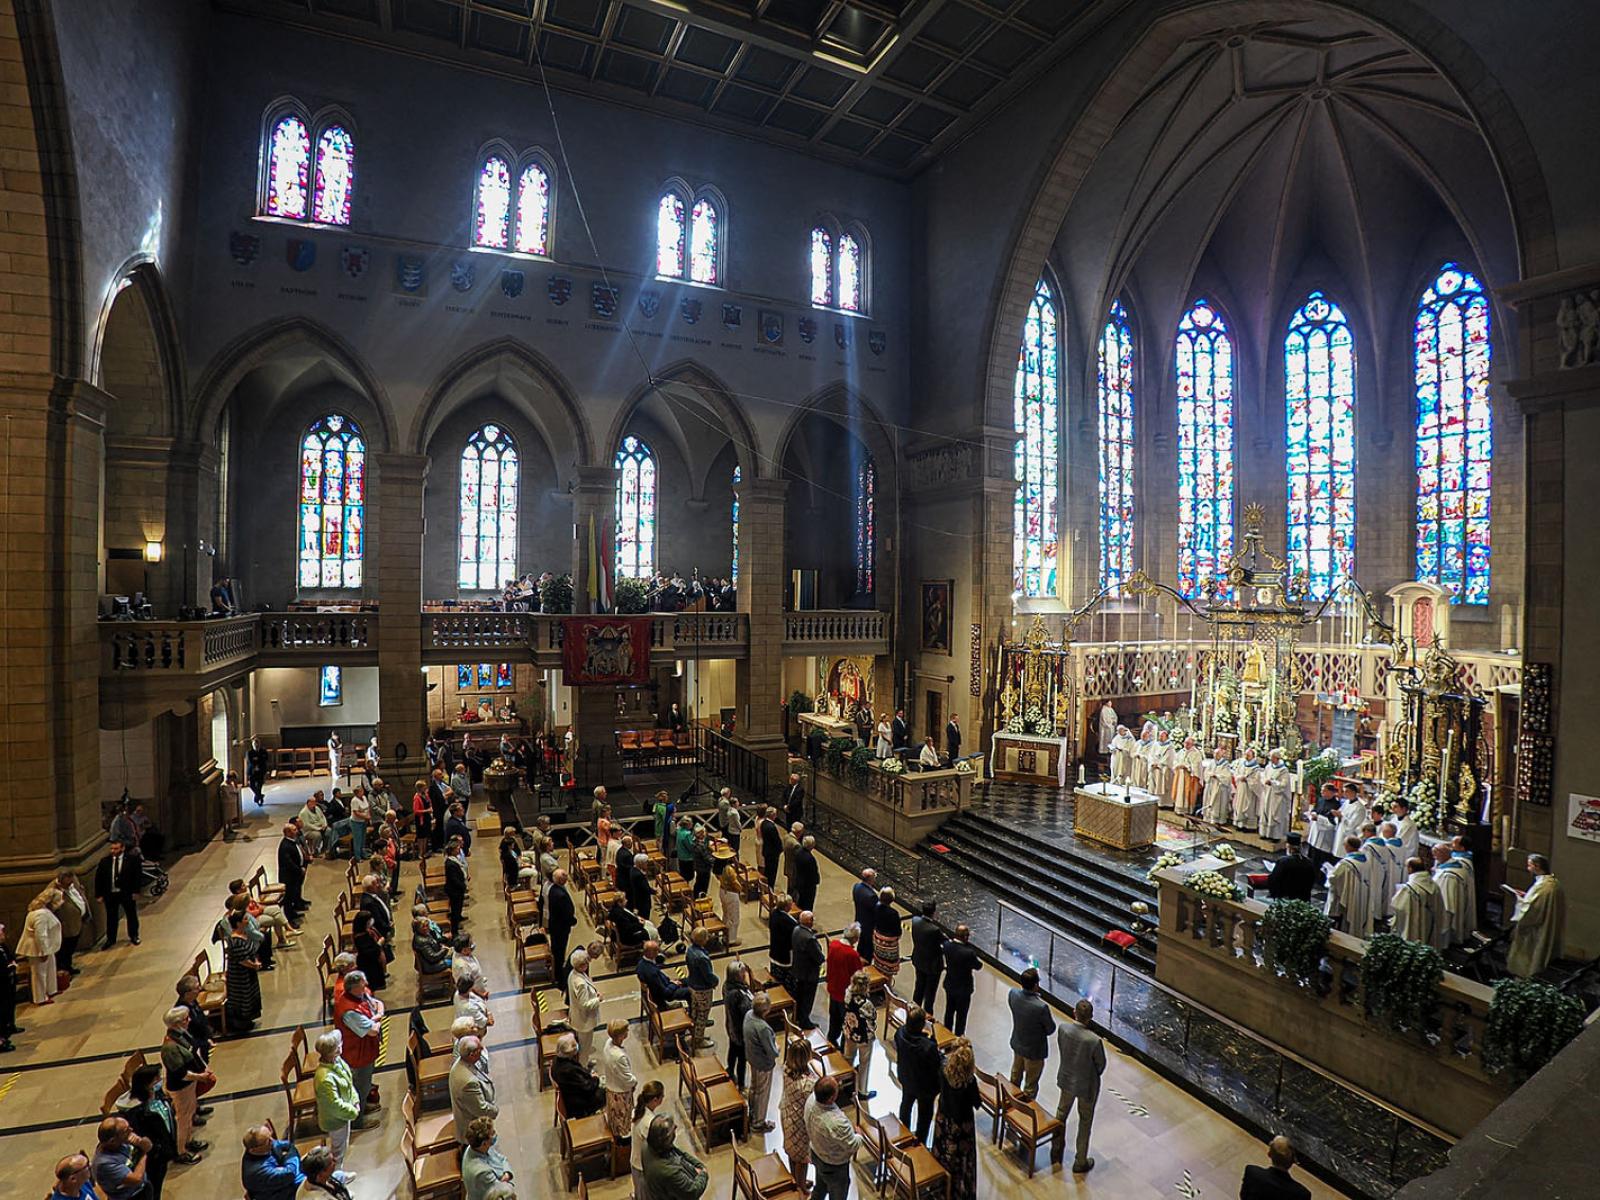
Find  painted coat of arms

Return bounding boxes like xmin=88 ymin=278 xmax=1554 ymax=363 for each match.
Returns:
xmin=500 ymin=269 xmax=525 ymax=298
xmin=798 ymin=317 xmax=817 ymax=344
xmin=869 ymin=330 xmax=887 ymax=355
xmin=759 ymin=310 xmax=783 ymax=345
xmin=548 ymin=275 xmax=572 ymax=305
xmin=285 ymin=238 xmax=317 ymax=272
xmin=592 ymin=284 xmax=619 ymax=319
xmin=450 ymin=261 xmax=475 ymax=292
xmin=680 ymin=298 xmax=702 ymax=325
xmin=339 ymin=246 xmax=369 ymax=279
xmin=722 ymin=302 xmax=742 ymax=331
xmin=228 ymin=231 xmax=260 ymax=267
xmin=638 ymin=289 xmax=661 ymax=318
xmin=395 ymin=255 xmax=426 ymax=294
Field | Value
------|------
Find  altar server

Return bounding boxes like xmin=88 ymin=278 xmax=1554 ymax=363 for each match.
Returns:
xmin=1390 ymin=799 xmax=1419 ymax=867
xmin=1506 ymin=854 xmax=1565 ymax=978
xmin=1430 ymin=844 xmax=1475 ymax=947
xmin=1130 ymin=727 xmax=1156 ymax=790
xmin=1332 ymin=789 xmax=1368 ymax=859
xmin=1258 ymin=749 xmax=1293 ymax=841
xmin=1109 ymin=726 xmax=1136 ymax=784
xmin=1325 ymin=836 xmax=1374 ymax=938
xmin=1390 ymin=858 xmax=1446 ymax=949
xmin=1302 ymin=805 xmax=1336 ymax=864
xmin=1231 ymin=749 xmax=1262 ymax=828
xmin=1148 ymin=729 xmax=1175 ymax=804
xmin=1202 ymin=749 xmax=1233 ymax=824
xmin=1173 ymin=737 xmax=1205 ymax=813
xmin=1360 ymin=825 xmax=1398 ymax=922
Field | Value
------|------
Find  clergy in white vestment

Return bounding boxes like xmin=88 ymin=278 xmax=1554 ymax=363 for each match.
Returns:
xmin=1148 ymin=729 xmax=1175 ymax=805
xmin=1302 ymin=806 xmax=1336 ymax=861
xmin=1130 ymin=728 xmax=1156 ymax=789
xmin=1098 ymin=702 xmax=1118 ymax=755
xmin=1172 ymin=737 xmax=1205 ymax=812
xmin=1381 ymin=825 xmax=1408 ymax=916
xmin=1140 ymin=718 xmax=1158 ymax=739
xmin=1361 ymin=827 xmax=1398 ymax=922
xmin=1258 ymin=749 xmax=1293 ymax=841
xmin=1430 ymin=844 xmax=1475 ymax=946
xmin=1231 ymin=750 xmax=1262 ymax=827
xmin=1333 ymin=794 xmax=1369 ymax=858
xmin=1201 ymin=750 xmax=1232 ymax=824
xmin=1325 ymin=836 xmax=1374 ymax=938
xmin=1507 ymin=854 xmax=1565 ymax=978
xmin=1449 ymin=838 xmax=1480 ymax=933
xmin=1109 ymin=725 xmax=1136 ymax=783
xmin=1390 ymin=799 xmax=1419 ymax=867
xmin=1390 ymin=860 xmax=1447 ymax=949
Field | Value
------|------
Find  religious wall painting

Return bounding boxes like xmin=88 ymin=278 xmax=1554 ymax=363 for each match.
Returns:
xmin=477 ymin=662 xmax=494 ymax=689
xmin=759 ymin=310 xmax=783 ymax=346
xmin=229 ymin=231 xmax=261 ymax=268
xmin=395 ymin=255 xmax=426 ymax=295
xmin=562 ymin=616 xmax=651 ymax=685
xmin=286 ymin=238 xmax=317 ymax=272
xmin=499 ymin=269 xmax=525 ymax=299
xmin=592 ymin=284 xmax=619 ymax=319
xmin=825 ymin=657 xmax=869 ymax=712
xmin=1568 ymin=793 xmax=1600 ymax=843
xmin=547 ymin=275 xmax=572 ymax=305
xmin=450 ymin=261 xmax=476 ymax=293
xmin=638 ymin=289 xmax=661 ymax=319
xmin=921 ymin=580 xmax=953 ymax=654
xmin=1412 ymin=597 xmax=1435 ymax=649
xmin=339 ymin=245 xmax=369 ymax=280
xmin=319 ymin=665 xmax=342 ymax=707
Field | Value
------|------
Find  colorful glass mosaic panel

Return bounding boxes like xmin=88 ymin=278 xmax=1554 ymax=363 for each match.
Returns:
xmin=1098 ymin=300 xmax=1136 ymax=589
xmin=475 ymin=156 xmax=511 ymax=249
xmin=265 ymin=115 xmax=310 ymax=219
xmin=298 ymin=414 xmax=365 ymax=590
xmin=311 ymin=125 xmax=354 ymax=226
xmin=515 ymin=162 xmax=550 ymax=255
xmin=1285 ymin=290 xmax=1357 ymax=599
xmin=458 ymin=423 xmax=519 ymax=591
xmin=1013 ymin=278 xmax=1060 ymax=597
xmin=615 ymin=435 xmax=657 ymax=579
xmin=1175 ymin=299 xmax=1235 ymax=598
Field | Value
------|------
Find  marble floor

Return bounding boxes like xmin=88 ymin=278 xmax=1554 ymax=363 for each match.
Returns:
xmin=1 ymin=778 xmax=1347 ymax=1200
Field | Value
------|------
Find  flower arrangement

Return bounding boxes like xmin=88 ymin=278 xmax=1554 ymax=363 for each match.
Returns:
xmin=1186 ymin=869 xmax=1245 ymax=901
xmin=1005 ymin=715 xmax=1026 ymax=734
xmin=1406 ymin=780 xmax=1438 ymax=830
xmin=1212 ymin=842 xmax=1238 ymax=863
xmin=954 ymin=759 xmax=973 ymax=774
xmin=1482 ymin=977 xmax=1586 ymax=1080
xmin=1146 ymin=851 xmax=1184 ymax=882
xmin=880 ymin=757 xmax=905 ymax=775
xmin=1300 ymin=747 xmax=1341 ymax=793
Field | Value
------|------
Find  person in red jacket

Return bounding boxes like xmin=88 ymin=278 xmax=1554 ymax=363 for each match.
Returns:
xmin=333 ymin=971 xmax=384 ymax=1128
xmin=825 ymin=924 xmax=864 ymax=1048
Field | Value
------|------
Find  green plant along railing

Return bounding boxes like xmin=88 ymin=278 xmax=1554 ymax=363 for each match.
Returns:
xmin=1361 ymin=933 xmax=1446 ymax=1035
xmin=1481 ymin=977 xmax=1586 ymax=1081
xmin=1260 ymin=899 xmax=1332 ymax=982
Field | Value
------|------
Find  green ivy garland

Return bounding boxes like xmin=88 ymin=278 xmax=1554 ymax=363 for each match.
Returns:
xmin=788 ymin=690 xmax=815 ymax=716
xmin=824 ymin=736 xmax=856 ymax=774
xmin=1260 ymin=899 xmax=1331 ymax=981
xmin=1361 ymin=933 xmax=1445 ymax=1033
xmin=613 ymin=576 xmax=649 ymax=613
xmin=1481 ymin=977 xmax=1585 ymax=1080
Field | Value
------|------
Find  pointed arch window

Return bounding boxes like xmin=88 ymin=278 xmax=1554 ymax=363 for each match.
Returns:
xmin=458 ymin=424 xmax=519 ymax=591
xmin=1174 ymin=299 xmax=1235 ymax=598
xmin=810 ymin=227 xmax=834 ymax=307
xmin=1013 ymin=277 xmax=1060 ymax=598
xmin=689 ymin=196 xmax=719 ymax=284
xmin=656 ymin=191 xmax=687 ymax=279
xmin=837 ymin=233 xmax=863 ymax=313
xmin=264 ymin=113 xmax=311 ymax=220
xmin=855 ymin=457 xmax=876 ymax=596
xmin=298 ymin=414 xmax=366 ymax=589
xmin=515 ymin=161 xmax=551 ymax=255
xmin=615 ymin=435 xmax=657 ymax=580
xmin=730 ymin=464 xmax=742 ymax=585
xmin=1097 ymin=300 xmax=1136 ymax=589
xmin=1415 ymin=263 xmax=1492 ymax=604
xmin=311 ymin=124 xmax=355 ymax=226
xmin=1285 ymin=290 xmax=1357 ymax=599
xmin=808 ymin=219 xmax=869 ymax=314
xmin=474 ymin=155 xmax=512 ymax=249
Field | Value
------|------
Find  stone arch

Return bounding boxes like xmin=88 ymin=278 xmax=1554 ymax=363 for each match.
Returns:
xmin=774 ymin=381 xmax=898 ymax=487
xmin=605 ymin=359 xmax=761 ymax=481
xmin=93 ymin=257 xmax=184 ymax=438
xmin=980 ymin=0 xmax=1557 ymax=432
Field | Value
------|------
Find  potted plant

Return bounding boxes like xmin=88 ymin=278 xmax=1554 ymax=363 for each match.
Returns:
xmin=1361 ymin=933 xmax=1444 ymax=1034
xmin=1482 ymin=977 xmax=1586 ymax=1080
xmin=1260 ymin=899 xmax=1331 ymax=981
xmin=539 ymin=572 xmax=574 ymax=613
xmin=614 ymin=576 xmax=650 ymax=613
xmin=788 ymin=690 xmax=815 ymax=716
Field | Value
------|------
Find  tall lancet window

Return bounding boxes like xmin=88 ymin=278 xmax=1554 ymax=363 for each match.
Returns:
xmin=1285 ymin=290 xmax=1357 ymax=599
xmin=1097 ymin=300 xmax=1136 ymax=589
xmin=1174 ymin=299 xmax=1235 ymax=598
xmin=1013 ymin=277 xmax=1059 ymax=597
xmin=458 ymin=424 xmax=519 ymax=591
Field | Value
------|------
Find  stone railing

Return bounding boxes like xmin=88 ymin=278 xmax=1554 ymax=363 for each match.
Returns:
xmin=259 ymin=611 xmax=377 ymax=653
xmin=1153 ymin=868 xmax=1504 ymax=1137
xmin=424 ymin=611 xmax=531 ymax=653
xmin=666 ymin=612 xmax=748 ymax=648
xmin=104 ymin=621 xmax=203 ymax=673
xmin=784 ymin=610 xmax=888 ymax=646
xmin=202 ymin=616 xmax=261 ymax=667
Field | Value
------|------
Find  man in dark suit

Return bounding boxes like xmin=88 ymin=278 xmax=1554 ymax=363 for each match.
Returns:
xmin=909 ymin=900 xmax=944 ymax=1012
xmin=359 ymin=876 xmax=393 ymax=940
xmin=769 ymin=896 xmax=797 ymax=987
xmin=444 ymin=839 xmax=469 ymax=930
xmin=546 ymin=868 xmax=578 ymax=992
xmin=891 ymin=709 xmax=910 ymax=752
xmin=794 ymin=837 xmax=821 ymax=912
xmin=95 ymin=839 xmax=144 ymax=947
xmin=851 ymin=869 xmax=879 ymax=933
xmin=637 ymin=941 xmax=690 ymax=1008
xmin=940 ymin=924 xmax=982 ymax=1035
xmin=790 ymin=911 xmax=825 ymax=1030
xmin=245 ymin=737 xmax=270 ymax=807
xmin=427 ymin=769 xmax=450 ymax=851
xmin=1265 ymin=833 xmax=1321 ymax=903
xmin=627 ymin=858 xmax=653 ymax=919
xmin=759 ymin=807 xmax=784 ymax=887
xmin=945 ymin=714 xmax=962 ymax=761
xmin=275 ymin=824 xmax=308 ymax=924
xmin=782 ymin=774 xmax=806 ymax=827
xmin=893 ymin=1006 xmax=943 ymax=1144
xmin=1240 ymin=1136 xmax=1312 ymax=1200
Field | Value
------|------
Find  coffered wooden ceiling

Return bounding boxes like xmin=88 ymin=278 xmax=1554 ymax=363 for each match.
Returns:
xmin=216 ymin=0 xmax=1112 ymax=176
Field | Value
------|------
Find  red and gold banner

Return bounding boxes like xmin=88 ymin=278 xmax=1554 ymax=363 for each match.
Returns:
xmin=562 ymin=616 xmax=652 ymax=685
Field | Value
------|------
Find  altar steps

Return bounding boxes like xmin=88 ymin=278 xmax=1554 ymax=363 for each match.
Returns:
xmin=922 ymin=811 xmax=1160 ymax=973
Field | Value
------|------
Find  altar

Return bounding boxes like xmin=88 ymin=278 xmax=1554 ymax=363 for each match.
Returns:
xmin=798 ymin=711 xmax=856 ymax=742
xmin=1073 ymin=782 xmax=1159 ymax=850
xmin=991 ymin=732 xmax=1069 ymax=785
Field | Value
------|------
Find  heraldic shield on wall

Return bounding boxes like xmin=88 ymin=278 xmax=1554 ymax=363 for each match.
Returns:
xmin=562 ymin=616 xmax=652 ymax=685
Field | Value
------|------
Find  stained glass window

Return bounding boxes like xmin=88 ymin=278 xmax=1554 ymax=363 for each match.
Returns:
xmin=458 ymin=423 xmax=519 ymax=591
xmin=1416 ymin=263 xmax=1492 ymax=604
xmin=730 ymin=464 xmax=741 ymax=585
xmin=1285 ymin=290 xmax=1357 ymax=599
xmin=615 ymin=435 xmax=657 ymax=579
xmin=810 ymin=227 xmax=833 ymax=307
xmin=496 ymin=662 xmax=513 ymax=689
xmin=1013 ymin=278 xmax=1060 ymax=597
xmin=1097 ymin=300 xmax=1136 ymax=589
xmin=319 ymin=666 xmax=342 ymax=707
xmin=457 ymin=665 xmax=472 ymax=691
xmin=855 ymin=457 xmax=876 ymax=596
xmin=474 ymin=156 xmax=511 ymax=249
xmin=298 ymin=414 xmax=365 ymax=589
xmin=1175 ymin=299 xmax=1235 ymax=598
xmin=690 ymin=197 xmax=719 ymax=284
xmin=515 ymin=161 xmax=550 ymax=255
xmin=264 ymin=114 xmax=310 ymax=219
xmin=838 ymin=233 xmax=863 ymax=313
xmin=311 ymin=124 xmax=354 ymax=226
xmin=477 ymin=663 xmax=494 ymax=689
xmin=656 ymin=192 xmax=686 ymax=278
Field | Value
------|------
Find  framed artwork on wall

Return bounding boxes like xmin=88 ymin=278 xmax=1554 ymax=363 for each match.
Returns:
xmin=319 ymin=665 xmax=343 ymax=707
xmin=921 ymin=580 xmax=953 ymax=654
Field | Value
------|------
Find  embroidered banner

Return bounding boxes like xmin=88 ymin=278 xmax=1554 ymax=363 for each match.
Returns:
xmin=562 ymin=616 xmax=652 ymax=685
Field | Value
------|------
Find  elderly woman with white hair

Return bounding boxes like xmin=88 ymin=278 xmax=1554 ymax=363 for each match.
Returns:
xmin=568 ymin=948 xmax=602 ymax=1060
xmin=159 ymin=1005 xmax=215 ymax=1157
xmin=551 ymin=1031 xmax=604 ymax=1117
xmin=313 ymin=1029 xmax=362 ymax=1181
xmin=16 ymin=890 xmax=63 ymax=1005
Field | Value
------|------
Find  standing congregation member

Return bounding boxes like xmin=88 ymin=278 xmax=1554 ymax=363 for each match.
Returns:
xmin=686 ymin=929 xmax=718 ymax=1049
xmin=97 ymin=840 xmax=144 ymax=947
xmin=825 ymin=924 xmax=864 ymax=1048
xmin=743 ymin=992 xmax=779 ymax=1132
xmin=312 ymin=1031 xmax=362 ymax=1183
xmin=568 ymin=950 xmax=602 ymax=1061
xmin=17 ymin=891 xmax=62 ymax=1005
xmin=159 ymin=1007 xmax=213 ymax=1159
xmin=599 ymin=1019 xmax=639 ymax=1168
xmin=124 ymin=1064 xmax=184 ymax=1196
xmin=547 ymin=868 xmax=577 ymax=991
xmin=630 ymin=1082 xmax=667 ymax=1200
xmin=642 ymin=1115 xmax=709 ymax=1200
xmin=1391 ymin=858 xmax=1447 ymax=949
xmin=759 ymin=807 xmax=784 ymax=887
xmin=551 ymin=1033 xmax=604 ymax=1117
xmin=768 ymin=895 xmax=797 ymax=988
xmin=894 ymin=1005 xmax=942 ymax=1145
xmin=723 ymin=961 xmax=753 ymax=1087
xmin=92 ymin=1116 xmax=153 ymax=1200
xmin=718 ymin=863 xmax=743 ymax=947
xmin=805 ymin=1077 xmax=862 ymax=1200
xmin=335 ymin=970 xmax=384 ymax=1126
xmin=240 ymin=1124 xmax=303 ymax=1200
xmin=841 ymin=970 xmax=877 ymax=1099
xmin=790 ymin=911 xmax=825 ymax=1031
xmin=275 ymin=824 xmax=309 ymax=924
xmin=944 ymin=713 xmax=961 ymax=761
xmin=851 ymin=869 xmax=878 ymax=933
xmin=783 ymin=773 xmax=806 ymax=826
xmin=910 ymin=900 xmax=943 ymax=1012
xmin=1240 ymin=1135 xmax=1312 ymax=1200
xmin=49 ymin=1153 xmax=96 ymax=1200
xmin=246 ymin=737 xmax=270 ymax=807
xmin=449 ymin=1036 xmax=499 ymax=1135
xmin=872 ymin=887 xmax=903 ymax=982
xmin=931 ymin=1038 xmax=980 ymax=1200
xmin=1050 ymin=999 xmax=1106 ymax=1173
xmin=940 ymin=924 xmax=982 ymax=1035
xmin=222 ymin=910 xmax=264 ymax=1031
xmin=778 ymin=1037 xmax=817 ymax=1189
xmin=794 ymin=836 xmax=821 ymax=913
xmin=1006 ymin=968 xmax=1054 ymax=1100
xmin=53 ymin=869 xmax=88 ymax=977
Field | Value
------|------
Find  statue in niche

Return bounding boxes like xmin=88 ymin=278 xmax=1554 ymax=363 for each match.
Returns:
xmin=1561 ymin=291 xmax=1600 ymax=369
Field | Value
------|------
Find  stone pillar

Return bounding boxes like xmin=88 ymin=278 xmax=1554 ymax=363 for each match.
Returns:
xmin=735 ymin=477 xmax=789 ymax=780
xmin=972 ymin=428 xmax=1020 ymax=772
xmin=167 ymin=440 xmax=221 ymax=611
xmin=373 ymin=453 xmax=428 ymax=781
xmin=570 ymin=465 xmax=617 ymax=614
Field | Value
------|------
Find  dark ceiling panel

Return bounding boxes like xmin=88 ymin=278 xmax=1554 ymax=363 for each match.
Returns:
xmin=882 ymin=41 xmax=951 ymax=89
xmin=762 ymin=0 xmax=831 ymax=38
xmin=919 ymin=1 xmax=989 ymax=52
xmin=657 ymin=66 xmax=718 ymax=107
xmin=971 ymin=25 xmax=1041 ymax=73
xmin=712 ymin=84 xmax=778 ymax=124
xmin=894 ymin=102 xmax=956 ymax=141
xmin=766 ymin=100 xmax=829 ymax=138
xmin=474 ymin=0 xmax=534 ymax=16
xmin=597 ymin=46 xmax=661 ymax=91
xmin=867 ymin=133 xmax=922 ymax=167
xmin=821 ymin=119 xmax=878 ymax=153
xmin=674 ymin=26 xmax=740 ymax=73
xmin=393 ymin=0 xmax=460 ymax=42
xmin=788 ymin=66 xmax=854 ymax=106
xmin=469 ymin=12 xmax=530 ymax=60
xmin=734 ymin=46 xmax=800 ymax=91
xmin=612 ymin=4 xmax=676 ymax=55
xmin=536 ymin=28 xmax=595 ymax=74
xmin=932 ymin=61 xmax=999 ymax=107
xmin=1018 ymin=0 xmax=1080 ymax=33
xmin=544 ymin=0 xmax=607 ymax=37
xmin=850 ymin=86 xmax=909 ymax=125
xmin=316 ymin=0 xmax=379 ymax=21
xmin=825 ymin=7 xmax=888 ymax=57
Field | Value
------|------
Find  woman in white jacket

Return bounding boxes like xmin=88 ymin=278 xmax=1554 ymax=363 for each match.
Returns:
xmin=17 ymin=890 xmax=63 ymax=1004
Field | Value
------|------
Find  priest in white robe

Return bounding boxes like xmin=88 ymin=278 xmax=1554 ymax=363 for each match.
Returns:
xmin=1201 ymin=750 xmax=1232 ymax=824
xmin=1333 ymin=791 xmax=1369 ymax=859
xmin=1172 ymin=736 xmax=1205 ymax=813
xmin=1148 ymin=729 xmax=1175 ymax=805
xmin=1325 ymin=836 xmax=1374 ymax=938
xmin=1231 ymin=750 xmax=1262 ymax=828
xmin=1507 ymin=854 xmax=1564 ymax=977
xmin=1109 ymin=725 xmax=1136 ymax=784
xmin=1449 ymin=837 xmax=1480 ymax=933
xmin=1302 ymin=805 xmax=1336 ymax=862
xmin=1258 ymin=749 xmax=1293 ymax=841
xmin=1130 ymin=727 xmax=1156 ymax=790
xmin=1097 ymin=702 xmax=1118 ymax=756
xmin=1431 ymin=844 xmax=1475 ymax=946
xmin=1390 ymin=858 xmax=1447 ymax=949
xmin=1390 ymin=799 xmax=1419 ymax=869
xmin=1361 ymin=825 xmax=1399 ymax=922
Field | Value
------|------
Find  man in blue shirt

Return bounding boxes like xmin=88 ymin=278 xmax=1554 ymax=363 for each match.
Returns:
xmin=92 ymin=1118 xmax=152 ymax=1200
xmin=239 ymin=1123 xmax=304 ymax=1200
xmin=50 ymin=1153 xmax=99 ymax=1200
xmin=637 ymin=940 xmax=690 ymax=1008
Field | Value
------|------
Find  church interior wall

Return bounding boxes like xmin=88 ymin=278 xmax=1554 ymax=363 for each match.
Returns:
xmin=249 ymin=666 xmax=381 ymax=736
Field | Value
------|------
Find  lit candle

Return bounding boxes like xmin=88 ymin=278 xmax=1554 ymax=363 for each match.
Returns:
xmin=1078 ymin=763 xmax=1086 ymax=786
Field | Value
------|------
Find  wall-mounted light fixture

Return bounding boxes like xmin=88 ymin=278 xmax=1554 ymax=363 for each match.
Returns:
xmin=144 ymin=540 xmax=163 ymax=563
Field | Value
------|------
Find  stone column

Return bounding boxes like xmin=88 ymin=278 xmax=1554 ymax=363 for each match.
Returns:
xmin=167 ymin=440 xmax=221 ymax=611
xmin=735 ymin=477 xmax=790 ymax=780
xmin=971 ymin=427 xmax=1021 ymax=772
xmin=373 ymin=453 xmax=428 ymax=781
xmin=570 ymin=465 xmax=617 ymax=614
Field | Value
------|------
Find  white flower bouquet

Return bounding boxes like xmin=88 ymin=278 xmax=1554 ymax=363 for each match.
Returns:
xmin=880 ymin=757 xmax=905 ymax=775
xmin=1186 ymin=869 xmax=1245 ymax=901
xmin=954 ymin=759 xmax=973 ymax=774
xmin=1147 ymin=851 xmax=1184 ymax=882
xmin=1212 ymin=842 xmax=1238 ymax=863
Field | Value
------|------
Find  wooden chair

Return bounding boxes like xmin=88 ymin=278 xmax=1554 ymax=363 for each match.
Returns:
xmin=408 ymin=1032 xmax=453 ymax=1111
xmin=281 ymin=1051 xmax=319 ymax=1136
xmin=250 ymin=865 xmax=286 ymax=907
xmin=810 ymin=1049 xmax=856 ymax=1108
xmin=605 ymin=920 xmax=644 ymax=972
xmin=100 ymin=1078 xmax=128 ymax=1115
xmin=645 ymin=992 xmax=694 ymax=1060
xmin=690 ymin=897 xmax=729 ymax=952
xmin=516 ymin=938 xmax=554 ymax=988
xmin=316 ymin=946 xmax=338 ymax=1021
xmin=786 ymin=1016 xmax=833 ymax=1058
xmin=556 ymin=1088 xmax=614 ymax=1189
xmin=192 ymin=950 xmax=227 ymax=1035
xmin=853 ymin=1099 xmax=918 ymax=1193
xmin=289 ymin=1026 xmax=318 ymax=1080
xmin=732 ymin=1149 xmax=802 ymax=1200
xmin=675 ymin=1034 xmax=729 ymax=1102
xmin=505 ymin=888 xmax=540 ymax=936
xmin=402 ymin=1088 xmax=457 ymax=1156
xmin=756 ymin=879 xmax=777 ymax=922
xmin=401 ymin=1126 xmax=464 ymax=1200
xmin=881 ymin=990 xmax=908 ymax=1040
xmin=531 ymin=992 xmax=566 ymax=1091
xmin=415 ymin=951 xmax=455 ymax=1004
xmin=974 ymin=1068 xmax=1004 ymax=1140
xmin=997 ymin=1077 xmax=1063 ymax=1178
xmin=688 ymin=1059 xmax=747 ymax=1144
xmin=884 ymin=1140 xmax=951 ymax=1200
